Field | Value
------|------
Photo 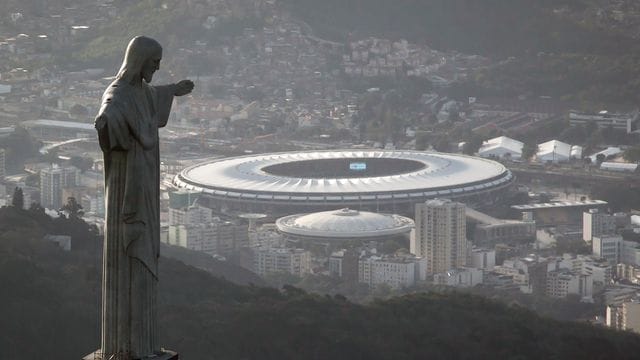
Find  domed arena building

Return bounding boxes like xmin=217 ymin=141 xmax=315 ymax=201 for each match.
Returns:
xmin=275 ymin=208 xmax=414 ymax=254
xmin=173 ymin=150 xmax=514 ymax=217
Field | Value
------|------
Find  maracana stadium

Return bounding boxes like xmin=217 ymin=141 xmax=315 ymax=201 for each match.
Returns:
xmin=173 ymin=150 xmax=514 ymax=216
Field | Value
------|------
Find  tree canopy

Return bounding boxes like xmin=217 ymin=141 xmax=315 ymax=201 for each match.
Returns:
xmin=2 ymin=206 xmax=640 ymax=359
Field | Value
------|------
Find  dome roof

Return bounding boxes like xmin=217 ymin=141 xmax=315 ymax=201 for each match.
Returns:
xmin=275 ymin=208 xmax=414 ymax=239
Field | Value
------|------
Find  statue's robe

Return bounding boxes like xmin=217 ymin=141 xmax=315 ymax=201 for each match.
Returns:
xmin=96 ymin=80 xmax=173 ymax=358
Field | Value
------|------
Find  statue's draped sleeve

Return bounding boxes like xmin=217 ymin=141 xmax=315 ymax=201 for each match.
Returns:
xmin=96 ymin=82 xmax=174 ymax=277
xmin=152 ymin=85 xmax=174 ymax=128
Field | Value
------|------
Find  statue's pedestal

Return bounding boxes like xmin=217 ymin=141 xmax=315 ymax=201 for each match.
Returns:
xmin=83 ymin=350 xmax=178 ymax=360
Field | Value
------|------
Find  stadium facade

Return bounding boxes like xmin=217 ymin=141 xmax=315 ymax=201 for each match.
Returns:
xmin=173 ymin=150 xmax=514 ymax=216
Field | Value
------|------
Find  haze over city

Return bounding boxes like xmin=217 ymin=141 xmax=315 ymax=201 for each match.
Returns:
xmin=2 ymin=1 xmax=640 ymax=359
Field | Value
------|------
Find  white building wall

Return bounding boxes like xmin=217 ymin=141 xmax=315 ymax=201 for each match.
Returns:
xmin=593 ymin=235 xmax=622 ymax=264
xmin=414 ymin=199 xmax=467 ymax=274
xmin=623 ymin=302 xmax=640 ymax=334
xmin=471 ymin=248 xmax=495 ymax=270
xmin=583 ymin=209 xmax=615 ymax=242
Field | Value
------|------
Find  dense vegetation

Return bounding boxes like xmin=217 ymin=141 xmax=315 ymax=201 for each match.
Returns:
xmin=2 ymin=205 xmax=640 ymax=359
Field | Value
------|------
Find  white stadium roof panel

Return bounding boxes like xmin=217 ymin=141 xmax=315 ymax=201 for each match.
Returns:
xmin=173 ymin=150 xmax=514 ymax=210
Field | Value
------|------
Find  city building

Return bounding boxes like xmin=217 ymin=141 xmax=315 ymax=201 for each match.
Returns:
xmin=493 ymin=261 xmax=530 ymax=287
xmin=616 ymin=264 xmax=640 ymax=284
xmin=545 ymin=270 xmax=592 ymax=300
xmin=607 ymin=301 xmax=640 ymax=334
xmin=328 ymin=249 xmax=359 ymax=284
xmin=169 ymin=205 xmax=213 ymax=226
xmin=470 ymin=247 xmax=496 ymax=270
xmin=432 ymin=267 xmax=483 ymax=287
xmin=81 ymin=192 xmax=105 ymax=217
xmin=622 ymin=241 xmax=640 ymax=267
xmin=478 ymin=136 xmax=523 ymax=160
xmin=412 ymin=199 xmax=467 ymax=274
xmin=39 ymin=164 xmax=79 ymax=209
xmin=604 ymin=287 xmax=638 ymax=306
xmin=248 ymin=246 xmax=312 ymax=277
xmin=168 ymin=189 xmax=200 ymax=209
xmin=583 ymin=209 xmax=616 ymax=242
xmin=358 ymin=254 xmax=427 ymax=289
xmin=569 ymin=110 xmax=639 ymax=134
xmin=467 ymin=207 xmax=535 ymax=247
xmin=592 ymin=235 xmax=622 ymax=264
xmin=512 ymin=200 xmax=608 ymax=227
xmin=558 ymin=254 xmax=612 ymax=292
xmin=166 ymin=220 xmax=249 ymax=257
xmin=250 ymin=224 xmax=284 ymax=247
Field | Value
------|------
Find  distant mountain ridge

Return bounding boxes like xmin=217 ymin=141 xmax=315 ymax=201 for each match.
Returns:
xmin=279 ymin=0 xmax=632 ymax=57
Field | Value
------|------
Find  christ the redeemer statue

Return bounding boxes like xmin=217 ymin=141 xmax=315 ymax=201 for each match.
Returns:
xmin=86 ymin=36 xmax=193 ymax=360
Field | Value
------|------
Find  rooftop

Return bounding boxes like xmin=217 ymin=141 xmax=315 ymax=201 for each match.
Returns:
xmin=512 ymin=200 xmax=608 ymax=210
xmin=276 ymin=208 xmax=414 ymax=238
xmin=175 ymin=150 xmax=513 ymax=197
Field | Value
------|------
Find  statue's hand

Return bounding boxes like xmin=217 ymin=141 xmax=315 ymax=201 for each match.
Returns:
xmin=174 ymin=80 xmax=194 ymax=96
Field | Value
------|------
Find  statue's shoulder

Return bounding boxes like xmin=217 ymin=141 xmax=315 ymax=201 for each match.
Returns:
xmin=101 ymin=80 xmax=135 ymax=103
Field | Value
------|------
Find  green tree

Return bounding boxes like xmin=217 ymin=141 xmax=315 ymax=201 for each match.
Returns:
xmin=11 ymin=187 xmax=23 ymax=209
xmin=521 ymin=142 xmax=538 ymax=161
xmin=462 ymin=135 xmax=484 ymax=155
xmin=60 ymin=197 xmax=84 ymax=219
xmin=69 ymin=156 xmax=94 ymax=173
xmin=624 ymin=146 xmax=640 ymax=163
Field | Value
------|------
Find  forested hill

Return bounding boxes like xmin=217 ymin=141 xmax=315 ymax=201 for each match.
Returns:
xmin=2 ymin=206 xmax=640 ymax=359
xmin=280 ymin=0 xmax=632 ymax=57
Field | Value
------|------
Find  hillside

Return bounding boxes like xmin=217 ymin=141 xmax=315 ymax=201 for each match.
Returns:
xmin=160 ymin=242 xmax=265 ymax=286
xmin=280 ymin=0 xmax=632 ymax=57
xmin=280 ymin=0 xmax=640 ymax=104
xmin=2 ymin=206 xmax=640 ymax=359
xmin=56 ymin=0 xmax=640 ymax=104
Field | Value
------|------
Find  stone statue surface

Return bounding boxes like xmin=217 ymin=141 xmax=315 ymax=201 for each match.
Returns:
xmin=92 ymin=36 xmax=193 ymax=360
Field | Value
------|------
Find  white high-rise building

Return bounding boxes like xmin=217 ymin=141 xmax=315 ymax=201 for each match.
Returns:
xmin=413 ymin=199 xmax=467 ymax=274
xmin=40 ymin=165 xmax=79 ymax=210
xmin=593 ymin=235 xmax=622 ymax=264
xmin=583 ymin=209 xmax=615 ymax=242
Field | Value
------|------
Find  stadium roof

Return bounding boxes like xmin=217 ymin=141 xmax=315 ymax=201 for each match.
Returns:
xmin=276 ymin=208 xmax=414 ymax=238
xmin=174 ymin=150 xmax=513 ymax=200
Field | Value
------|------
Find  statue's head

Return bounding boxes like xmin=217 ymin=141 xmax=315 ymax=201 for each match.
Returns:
xmin=116 ymin=36 xmax=163 ymax=84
